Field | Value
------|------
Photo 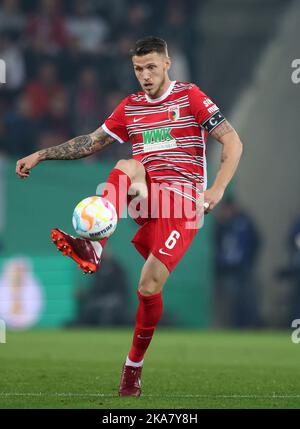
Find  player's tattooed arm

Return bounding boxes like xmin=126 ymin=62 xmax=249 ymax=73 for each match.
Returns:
xmin=210 ymin=119 xmax=234 ymax=141
xmin=204 ymin=120 xmax=243 ymax=214
xmin=38 ymin=127 xmax=115 ymax=161
xmin=16 ymin=127 xmax=115 ymax=178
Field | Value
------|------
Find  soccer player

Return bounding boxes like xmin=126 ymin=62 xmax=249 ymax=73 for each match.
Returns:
xmin=16 ymin=36 xmax=243 ymax=396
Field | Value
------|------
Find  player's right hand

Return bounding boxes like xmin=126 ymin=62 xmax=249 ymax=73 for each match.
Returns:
xmin=16 ymin=153 xmax=40 ymax=179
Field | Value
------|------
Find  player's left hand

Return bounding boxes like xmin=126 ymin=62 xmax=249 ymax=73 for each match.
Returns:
xmin=203 ymin=186 xmax=224 ymax=214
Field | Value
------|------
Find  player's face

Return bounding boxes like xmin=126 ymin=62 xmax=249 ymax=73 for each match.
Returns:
xmin=132 ymin=52 xmax=171 ymax=99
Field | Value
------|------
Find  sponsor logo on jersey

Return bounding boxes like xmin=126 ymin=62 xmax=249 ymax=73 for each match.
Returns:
xmin=142 ymin=127 xmax=177 ymax=153
xmin=168 ymin=105 xmax=180 ymax=121
xmin=208 ymin=104 xmax=219 ymax=114
xmin=203 ymin=97 xmax=218 ymax=114
xmin=203 ymin=97 xmax=213 ymax=107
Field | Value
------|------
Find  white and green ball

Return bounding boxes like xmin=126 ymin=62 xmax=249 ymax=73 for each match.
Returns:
xmin=72 ymin=196 xmax=117 ymax=241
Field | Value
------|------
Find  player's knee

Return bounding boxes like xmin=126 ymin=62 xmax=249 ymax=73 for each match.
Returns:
xmin=138 ymin=276 xmax=162 ymax=296
xmin=115 ymin=159 xmax=144 ymax=181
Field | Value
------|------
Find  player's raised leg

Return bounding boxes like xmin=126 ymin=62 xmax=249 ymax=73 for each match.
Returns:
xmin=51 ymin=159 xmax=147 ymax=273
xmin=119 ymin=254 xmax=169 ymax=396
xmin=101 ymin=158 xmax=147 ymax=229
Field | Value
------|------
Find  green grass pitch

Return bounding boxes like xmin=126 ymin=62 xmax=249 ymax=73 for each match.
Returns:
xmin=1 ymin=329 xmax=300 ymax=409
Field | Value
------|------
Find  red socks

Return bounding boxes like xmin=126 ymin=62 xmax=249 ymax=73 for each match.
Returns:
xmin=99 ymin=168 xmax=131 ymax=247
xmin=128 ymin=290 xmax=163 ymax=363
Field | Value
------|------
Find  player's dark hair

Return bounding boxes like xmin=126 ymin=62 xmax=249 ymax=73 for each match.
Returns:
xmin=130 ymin=36 xmax=168 ymax=57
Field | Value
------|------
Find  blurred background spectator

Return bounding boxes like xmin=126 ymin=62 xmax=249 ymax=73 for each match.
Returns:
xmin=66 ymin=0 xmax=109 ymax=55
xmin=0 ymin=31 xmax=25 ymax=93
xmin=69 ymin=250 xmax=131 ymax=326
xmin=0 ymin=0 xmax=26 ymax=35
xmin=25 ymin=61 xmax=65 ymax=120
xmin=26 ymin=0 xmax=68 ymax=55
xmin=1 ymin=93 xmax=37 ymax=156
xmin=287 ymin=215 xmax=300 ymax=319
xmin=70 ymin=66 xmax=103 ymax=136
xmin=213 ymin=197 xmax=261 ymax=328
xmin=277 ymin=212 xmax=300 ymax=322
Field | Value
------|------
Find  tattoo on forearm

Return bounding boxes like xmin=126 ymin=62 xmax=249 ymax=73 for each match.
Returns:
xmin=38 ymin=127 xmax=115 ymax=161
xmin=38 ymin=135 xmax=93 ymax=160
xmin=210 ymin=120 xmax=233 ymax=140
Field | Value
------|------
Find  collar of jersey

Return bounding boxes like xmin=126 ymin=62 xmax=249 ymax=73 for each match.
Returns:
xmin=145 ymin=80 xmax=176 ymax=103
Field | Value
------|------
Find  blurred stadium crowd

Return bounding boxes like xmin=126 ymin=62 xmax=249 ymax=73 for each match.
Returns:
xmin=0 ymin=0 xmax=197 ymax=160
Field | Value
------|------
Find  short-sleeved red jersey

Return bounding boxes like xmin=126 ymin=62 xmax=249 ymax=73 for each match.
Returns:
xmin=102 ymin=81 xmax=225 ymax=192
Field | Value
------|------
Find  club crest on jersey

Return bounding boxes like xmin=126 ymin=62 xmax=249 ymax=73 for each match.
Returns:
xmin=168 ymin=105 xmax=180 ymax=121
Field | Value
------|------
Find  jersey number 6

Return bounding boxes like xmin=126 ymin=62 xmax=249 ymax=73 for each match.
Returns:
xmin=165 ymin=230 xmax=181 ymax=250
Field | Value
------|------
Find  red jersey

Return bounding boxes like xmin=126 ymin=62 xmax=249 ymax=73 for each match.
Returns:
xmin=103 ymin=81 xmax=225 ymax=195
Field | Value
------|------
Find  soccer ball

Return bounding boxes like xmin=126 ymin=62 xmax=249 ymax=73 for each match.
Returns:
xmin=72 ymin=196 xmax=117 ymax=241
